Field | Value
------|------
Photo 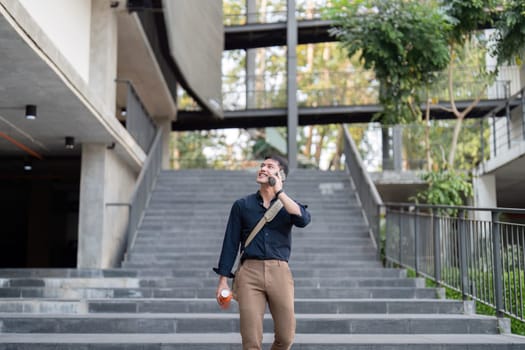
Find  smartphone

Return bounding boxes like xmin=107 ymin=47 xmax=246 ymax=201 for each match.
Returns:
xmin=268 ymin=170 xmax=286 ymax=186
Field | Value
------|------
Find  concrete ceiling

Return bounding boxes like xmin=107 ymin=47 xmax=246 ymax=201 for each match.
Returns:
xmin=0 ymin=6 xmax=175 ymax=162
xmin=0 ymin=11 xmax=111 ymax=158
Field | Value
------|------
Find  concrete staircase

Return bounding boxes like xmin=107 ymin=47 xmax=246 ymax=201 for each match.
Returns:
xmin=0 ymin=169 xmax=524 ymax=349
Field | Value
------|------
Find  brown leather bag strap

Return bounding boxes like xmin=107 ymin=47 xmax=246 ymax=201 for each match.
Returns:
xmin=243 ymin=199 xmax=284 ymax=248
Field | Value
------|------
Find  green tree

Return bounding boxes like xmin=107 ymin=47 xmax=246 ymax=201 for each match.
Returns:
xmin=412 ymin=170 xmax=473 ymax=208
xmin=170 ymin=131 xmax=214 ymax=169
xmin=328 ymin=0 xmax=452 ymax=124
xmin=489 ymin=0 xmax=525 ymax=66
xmin=328 ymin=0 xmax=525 ymax=171
xmin=439 ymin=0 xmax=498 ymax=168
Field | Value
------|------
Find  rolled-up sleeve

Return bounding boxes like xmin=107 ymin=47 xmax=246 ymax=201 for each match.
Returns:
xmin=290 ymin=202 xmax=311 ymax=227
xmin=213 ymin=201 xmax=242 ymax=278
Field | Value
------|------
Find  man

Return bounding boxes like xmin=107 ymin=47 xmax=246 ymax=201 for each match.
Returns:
xmin=213 ymin=155 xmax=311 ymax=350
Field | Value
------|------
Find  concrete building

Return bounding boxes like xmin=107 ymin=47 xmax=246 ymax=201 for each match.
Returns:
xmin=0 ymin=0 xmax=223 ymax=268
xmin=1 ymin=0 xmax=523 ymax=271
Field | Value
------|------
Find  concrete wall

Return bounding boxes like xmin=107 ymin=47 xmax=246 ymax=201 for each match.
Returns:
xmin=19 ymin=0 xmax=117 ymax=116
xmin=18 ymin=0 xmax=91 ymax=82
xmin=78 ymin=144 xmax=136 ymax=268
xmin=102 ymin=148 xmax=136 ymax=267
xmin=472 ymin=174 xmax=496 ymax=221
xmin=163 ymin=0 xmax=223 ymax=117
xmin=89 ymin=0 xmax=118 ymax=118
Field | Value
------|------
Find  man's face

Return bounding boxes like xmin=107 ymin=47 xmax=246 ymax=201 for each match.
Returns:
xmin=256 ymin=159 xmax=280 ymax=184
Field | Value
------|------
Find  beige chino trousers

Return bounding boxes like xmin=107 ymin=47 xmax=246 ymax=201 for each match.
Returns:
xmin=235 ymin=259 xmax=295 ymax=350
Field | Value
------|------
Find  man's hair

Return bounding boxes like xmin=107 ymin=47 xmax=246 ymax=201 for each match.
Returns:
xmin=264 ymin=154 xmax=288 ymax=177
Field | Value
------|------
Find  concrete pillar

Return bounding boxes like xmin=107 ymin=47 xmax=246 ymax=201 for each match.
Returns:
xmin=89 ymin=0 xmax=118 ymax=117
xmin=472 ymin=174 xmax=497 ymax=221
xmin=519 ymin=64 xmax=525 ymax=87
xmin=154 ymin=116 xmax=171 ymax=169
xmin=393 ymin=125 xmax=403 ymax=171
xmin=287 ymin=0 xmax=298 ymax=169
xmin=381 ymin=128 xmax=392 ymax=170
xmin=78 ymin=144 xmax=106 ymax=267
xmin=78 ymin=144 xmax=136 ymax=268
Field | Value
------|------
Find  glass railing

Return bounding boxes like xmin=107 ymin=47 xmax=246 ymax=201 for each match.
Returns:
xmin=224 ymin=10 xmax=287 ymax=25
xmin=347 ymin=121 xmax=489 ymax=173
xmin=223 ymin=2 xmax=331 ymax=25
xmin=219 ymin=75 xmax=512 ymax=111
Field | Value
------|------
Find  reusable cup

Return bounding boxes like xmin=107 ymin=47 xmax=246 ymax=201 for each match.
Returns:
xmin=218 ymin=288 xmax=232 ymax=309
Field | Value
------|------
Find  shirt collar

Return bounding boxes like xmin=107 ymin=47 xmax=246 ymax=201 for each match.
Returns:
xmin=256 ymin=190 xmax=279 ymax=205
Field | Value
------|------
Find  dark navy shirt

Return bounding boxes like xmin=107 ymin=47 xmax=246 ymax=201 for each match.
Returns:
xmin=213 ymin=191 xmax=311 ymax=278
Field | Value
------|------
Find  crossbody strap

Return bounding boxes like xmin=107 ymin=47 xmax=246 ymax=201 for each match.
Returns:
xmin=243 ymin=199 xmax=284 ymax=248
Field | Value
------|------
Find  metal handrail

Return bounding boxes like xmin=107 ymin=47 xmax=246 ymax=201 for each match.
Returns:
xmin=384 ymin=202 xmax=525 ymax=322
xmin=347 ymin=121 xmax=488 ymax=172
xmin=116 ymin=80 xmax=157 ymax=153
xmin=121 ymin=129 xmax=163 ymax=263
xmin=478 ymin=86 xmax=525 ymax=164
xmin=342 ymin=125 xmax=383 ymax=254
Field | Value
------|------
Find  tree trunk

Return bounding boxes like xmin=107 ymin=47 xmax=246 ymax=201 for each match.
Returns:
xmin=448 ymin=115 xmax=464 ymax=168
xmin=330 ymin=125 xmax=344 ymax=170
xmin=314 ymin=127 xmax=327 ymax=166
xmin=171 ymin=133 xmax=179 ymax=170
xmin=445 ymin=46 xmax=485 ymax=169
xmin=303 ymin=125 xmax=313 ymax=158
xmin=255 ymin=0 xmax=267 ymax=107
xmin=305 ymin=1 xmax=315 ymax=71
xmin=425 ymin=92 xmax=432 ymax=171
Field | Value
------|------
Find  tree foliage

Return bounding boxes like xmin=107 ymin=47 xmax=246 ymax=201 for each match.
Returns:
xmin=328 ymin=0 xmax=525 ymax=170
xmin=491 ymin=0 xmax=525 ymax=66
xmin=412 ymin=170 xmax=473 ymax=207
xmin=328 ymin=0 xmax=452 ymax=123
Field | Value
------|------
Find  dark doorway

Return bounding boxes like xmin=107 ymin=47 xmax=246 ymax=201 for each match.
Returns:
xmin=0 ymin=157 xmax=80 ymax=267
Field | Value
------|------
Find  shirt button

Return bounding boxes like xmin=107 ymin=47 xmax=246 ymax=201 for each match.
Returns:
xmin=265 ymin=232 xmax=269 ymax=236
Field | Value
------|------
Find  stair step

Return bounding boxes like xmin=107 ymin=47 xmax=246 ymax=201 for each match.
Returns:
xmin=85 ymin=298 xmax=466 ymax=314
xmin=0 ymin=277 xmax=422 ymax=288
xmin=1 ymin=333 xmax=523 ymax=349
xmin=0 ymin=313 xmax=501 ymax=334
xmin=0 ymin=286 xmax=442 ymax=299
xmin=0 ymin=278 xmax=142 ymax=288
xmin=0 ymin=298 xmax=466 ymax=315
xmin=2 ymin=169 xmax=522 ymax=348
xmin=0 ymin=269 xmax=140 ymax=278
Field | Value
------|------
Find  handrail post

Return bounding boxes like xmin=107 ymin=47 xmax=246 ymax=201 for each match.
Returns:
xmin=384 ymin=205 xmax=390 ymax=267
xmin=491 ymin=211 xmax=504 ymax=318
xmin=414 ymin=206 xmax=419 ymax=276
xmin=479 ymin=118 xmax=485 ymax=163
xmin=492 ymin=112 xmax=497 ymax=158
xmin=505 ymin=102 xmax=511 ymax=150
xmin=521 ymin=88 xmax=525 ymax=141
xmin=458 ymin=210 xmax=469 ymax=300
xmin=376 ymin=204 xmax=383 ymax=262
xmin=399 ymin=206 xmax=403 ymax=266
xmin=432 ymin=208 xmax=442 ymax=286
